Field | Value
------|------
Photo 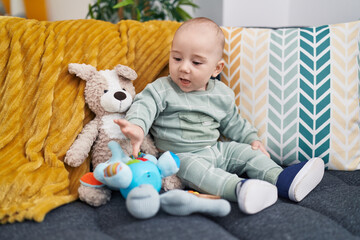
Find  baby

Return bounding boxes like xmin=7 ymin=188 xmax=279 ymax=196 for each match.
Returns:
xmin=115 ymin=17 xmax=324 ymax=214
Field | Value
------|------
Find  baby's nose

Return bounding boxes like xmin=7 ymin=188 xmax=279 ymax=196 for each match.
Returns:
xmin=179 ymin=61 xmax=190 ymax=73
xmin=114 ymin=91 xmax=126 ymax=101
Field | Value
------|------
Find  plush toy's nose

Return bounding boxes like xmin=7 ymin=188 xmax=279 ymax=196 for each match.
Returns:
xmin=114 ymin=91 xmax=126 ymax=101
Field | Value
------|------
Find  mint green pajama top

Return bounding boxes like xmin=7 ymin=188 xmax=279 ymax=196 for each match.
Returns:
xmin=126 ymin=76 xmax=260 ymax=153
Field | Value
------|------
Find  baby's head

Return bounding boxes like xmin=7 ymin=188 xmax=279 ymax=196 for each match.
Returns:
xmin=169 ymin=17 xmax=225 ymax=92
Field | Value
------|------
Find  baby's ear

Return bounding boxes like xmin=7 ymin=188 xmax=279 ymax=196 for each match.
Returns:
xmin=212 ymin=60 xmax=225 ymax=78
xmin=115 ymin=65 xmax=137 ymax=81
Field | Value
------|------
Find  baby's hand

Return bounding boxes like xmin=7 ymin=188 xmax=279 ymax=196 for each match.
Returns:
xmin=251 ymin=140 xmax=270 ymax=158
xmin=114 ymin=119 xmax=145 ymax=156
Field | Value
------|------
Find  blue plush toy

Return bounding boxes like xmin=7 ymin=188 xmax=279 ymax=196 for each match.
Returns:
xmin=92 ymin=141 xmax=180 ymax=198
xmin=81 ymin=141 xmax=231 ymax=219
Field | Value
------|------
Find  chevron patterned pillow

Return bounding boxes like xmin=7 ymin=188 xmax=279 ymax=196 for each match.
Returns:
xmin=221 ymin=21 xmax=360 ymax=170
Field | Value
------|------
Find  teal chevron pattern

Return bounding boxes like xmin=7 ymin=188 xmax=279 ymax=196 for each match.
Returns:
xmin=267 ymin=29 xmax=300 ymax=165
xmin=298 ymin=25 xmax=331 ymax=164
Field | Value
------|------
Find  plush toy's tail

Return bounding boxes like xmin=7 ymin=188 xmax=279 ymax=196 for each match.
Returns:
xmin=160 ymin=190 xmax=231 ymax=217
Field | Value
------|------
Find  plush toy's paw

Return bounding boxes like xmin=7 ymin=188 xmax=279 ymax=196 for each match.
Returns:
xmin=162 ymin=174 xmax=184 ymax=191
xmin=64 ymin=148 xmax=86 ymax=167
xmin=126 ymin=184 xmax=160 ymax=219
xmin=78 ymin=185 xmax=111 ymax=207
xmin=64 ymin=153 xmax=79 ymax=167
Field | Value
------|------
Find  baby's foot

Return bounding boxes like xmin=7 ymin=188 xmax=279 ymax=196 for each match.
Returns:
xmin=236 ymin=179 xmax=278 ymax=214
xmin=276 ymin=158 xmax=324 ymax=202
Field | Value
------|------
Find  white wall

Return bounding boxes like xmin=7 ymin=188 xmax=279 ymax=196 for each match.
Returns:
xmin=46 ymin=0 xmax=94 ymax=21
xmin=191 ymin=0 xmax=360 ymax=27
xmin=187 ymin=0 xmax=222 ymax=25
xmin=287 ymin=0 xmax=360 ymax=27
xmin=11 ymin=0 xmax=360 ymax=27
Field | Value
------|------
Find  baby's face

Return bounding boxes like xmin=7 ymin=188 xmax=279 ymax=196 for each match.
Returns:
xmin=169 ymin=26 xmax=223 ymax=92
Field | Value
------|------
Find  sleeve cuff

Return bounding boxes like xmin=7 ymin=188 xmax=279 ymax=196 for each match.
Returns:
xmin=127 ymin=118 xmax=148 ymax=135
xmin=243 ymin=133 xmax=261 ymax=145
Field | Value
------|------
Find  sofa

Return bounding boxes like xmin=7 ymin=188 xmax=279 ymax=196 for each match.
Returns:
xmin=1 ymin=17 xmax=360 ymax=240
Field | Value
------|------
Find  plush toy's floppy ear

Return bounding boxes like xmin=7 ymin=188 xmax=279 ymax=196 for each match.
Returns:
xmin=115 ymin=64 xmax=137 ymax=81
xmin=68 ymin=63 xmax=97 ymax=81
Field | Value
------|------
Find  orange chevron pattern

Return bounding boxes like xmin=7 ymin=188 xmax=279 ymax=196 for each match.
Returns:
xmin=221 ymin=27 xmax=270 ymax=143
xmin=329 ymin=21 xmax=360 ymax=170
xmin=222 ymin=27 xmax=243 ymax=107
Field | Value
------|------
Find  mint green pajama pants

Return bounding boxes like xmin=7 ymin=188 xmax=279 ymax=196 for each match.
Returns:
xmin=176 ymin=141 xmax=283 ymax=202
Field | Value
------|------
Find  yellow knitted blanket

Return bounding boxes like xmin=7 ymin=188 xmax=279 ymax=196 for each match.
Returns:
xmin=0 ymin=17 xmax=180 ymax=223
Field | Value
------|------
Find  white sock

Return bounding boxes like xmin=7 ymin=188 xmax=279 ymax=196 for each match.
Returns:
xmin=236 ymin=179 xmax=278 ymax=214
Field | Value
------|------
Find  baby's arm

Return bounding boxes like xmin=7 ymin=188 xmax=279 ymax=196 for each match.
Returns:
xmin=114 ymin=119 xmax=144 ymax=156
xmin=221 ymin=108 xmax=270 ymax=157
xmin=218 ymin=86 xmax=270 ymax=157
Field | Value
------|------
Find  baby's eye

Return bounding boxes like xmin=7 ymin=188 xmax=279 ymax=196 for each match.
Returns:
xmin=193 ymin=61 xmax=202 ymax=65
xmin=173 ymin=57 xmax=182 ymax=62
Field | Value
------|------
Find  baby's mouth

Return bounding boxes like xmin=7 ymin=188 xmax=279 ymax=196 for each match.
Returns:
xmin=180 ymin=78 xmax=190 ymax=84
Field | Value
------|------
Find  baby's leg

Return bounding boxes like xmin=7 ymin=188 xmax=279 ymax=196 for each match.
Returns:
xmin=177 ymin=149 xmax=241 ymax=202
xmin=177 ymin=142 xmax=284 ymax=200
xmin=176 ymin=145 xmax=278 ymax=214
xmin=218 ymin=141 xmax=283 ymax=184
